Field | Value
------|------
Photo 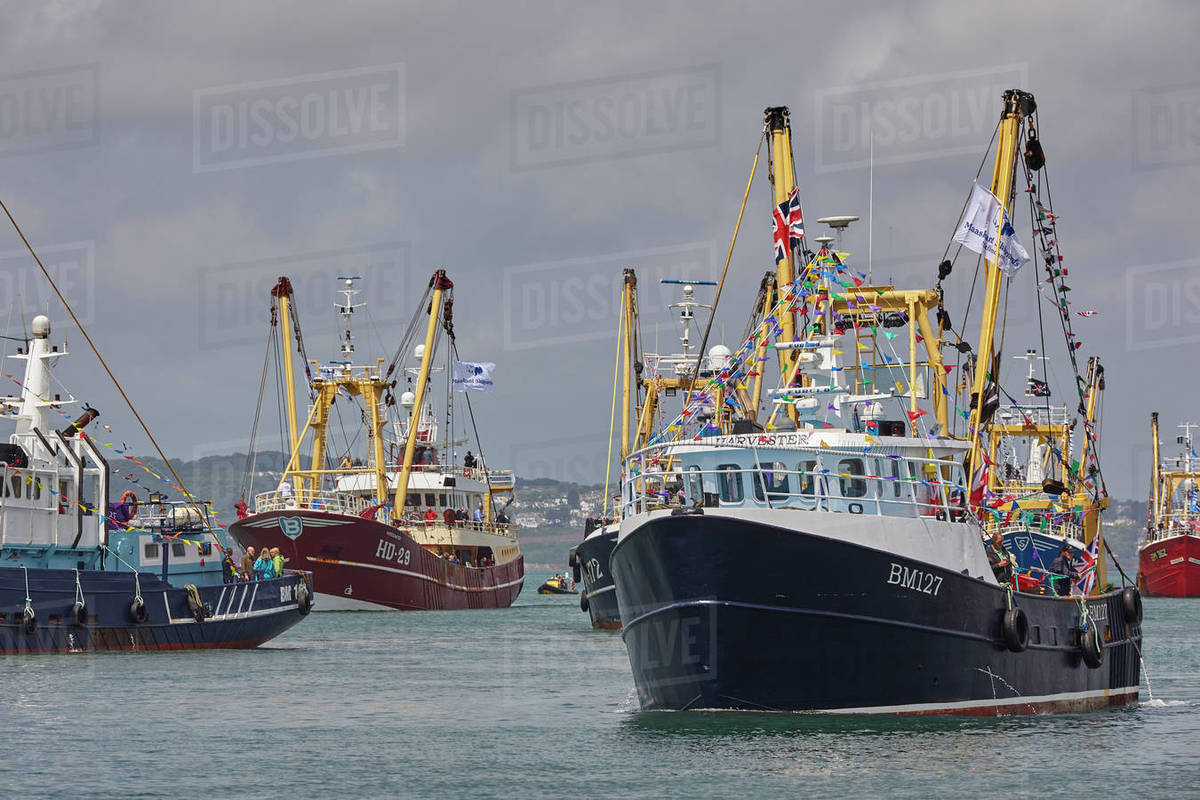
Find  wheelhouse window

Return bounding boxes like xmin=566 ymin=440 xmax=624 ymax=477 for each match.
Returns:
xmin=686 ymin=466 xmax=702 ymax=503
xmin=717 ymin=464 xmax=743 ymax=503
xmin=171 ymin=542 xmax=186 ymax=557
xmin=838 ymin=458 xmax=867 ymax=498
xmin=887 ymin=458 xmax=904 ymax=498
xmin=144 ymin=542 xmax=159 ymax=559
xmin=797 ymin=459 xmax=818 ymax=496
xmin=754 ymin=461 xmax=790 ymax=501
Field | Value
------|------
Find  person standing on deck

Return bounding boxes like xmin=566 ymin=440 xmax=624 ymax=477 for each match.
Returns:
xmin=986 ymin=531 xmax=1015 ymax=586
xmin=221 ymin=550 xmax=236 ymax=583
xmin=271 ymin=547 xmax=285 ymax=578
xmin=1049 ymin=543 xmax=1078 ymax=596
xmin=240 ymin=546 xmax=256 ymax=581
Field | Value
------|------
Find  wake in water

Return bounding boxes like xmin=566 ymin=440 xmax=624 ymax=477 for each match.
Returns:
xmin=616 ymin=687 xmax=640 ymax=713
xmin=1141 ymin=698 xmax=1192 ymax=708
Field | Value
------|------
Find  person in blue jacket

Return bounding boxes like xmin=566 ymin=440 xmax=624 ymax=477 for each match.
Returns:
xmin=254 ymin=550 xmax=276 ymax=580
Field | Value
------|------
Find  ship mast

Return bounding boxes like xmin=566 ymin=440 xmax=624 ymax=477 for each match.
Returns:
xmin=620 ymin=269 xmax=636 ymax=461
xmin=393 ymin=270 xmax=453 ymax=515
xmin=766 ymin=106 xmax=799 ymax=379
xmin=1150 ymin=412 xmax=1162 ymax=523
xmin=272 ymin=277 xmax=303 ymax=485
xmin=967 ymin=89 xmax=1035 ymax=470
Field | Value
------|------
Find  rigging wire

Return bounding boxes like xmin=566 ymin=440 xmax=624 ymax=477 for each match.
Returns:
xmin=681 ymin=125 xmax=766 ymax=417
xmin=241 ymin=321 xmax=275 ymax=501
xmin=0 ymin=199 xmax=222 ymax=547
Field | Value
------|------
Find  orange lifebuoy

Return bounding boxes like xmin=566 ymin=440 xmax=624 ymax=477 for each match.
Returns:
xmin=120 ymin=490 xmax=138 ymax=517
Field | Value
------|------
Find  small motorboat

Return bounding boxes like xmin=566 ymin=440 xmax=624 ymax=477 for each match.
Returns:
xmin=537 ymin=575 xmax=576 ymax=595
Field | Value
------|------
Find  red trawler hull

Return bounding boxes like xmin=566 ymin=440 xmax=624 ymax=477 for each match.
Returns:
xmin=1138 ymin=533 xmax=1200 ymax=597
xmin=230 ymin=510 xmax=524 ymax=610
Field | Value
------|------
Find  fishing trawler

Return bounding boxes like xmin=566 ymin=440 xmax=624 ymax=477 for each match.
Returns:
xmin=0 ymin=315 xmax=311 ymax=652
xmin=229 ymin=272 xmax=524 ymax=610
xmin=1139 ymin=414 xmax=1200 ymax=596
xmin=985 ymin=350 xmax=1107 ymax=591
xmin=573 ymin=271 xmax=723 ymax=629
xmin=611 ymin=95 xmax=1142 ymax=713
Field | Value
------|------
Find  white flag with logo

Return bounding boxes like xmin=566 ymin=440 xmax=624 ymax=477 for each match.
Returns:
xmin=453 ymin=360 xmax=495 ymax=392
xmin=952 ymin=184 xmax=1031 ymax=276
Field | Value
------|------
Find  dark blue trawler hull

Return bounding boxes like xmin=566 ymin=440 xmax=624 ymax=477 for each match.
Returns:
xmin=575 ymin=526 xmax=621 ymax=629
xmin=0 ymin=567 xmax=312 ymax=653
xmin=612 ymin=513 xmax=1142 ymax=714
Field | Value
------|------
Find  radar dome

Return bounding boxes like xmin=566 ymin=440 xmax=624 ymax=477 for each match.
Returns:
xmin=31 ymin=315 xmax=50 ymax=338
xmin=400 ymin=391 xmax=416 ymax=408
xmin=414 ymin=344 xmax=425 ymax=360
xmin=706 ymin=344 xmax=732 ymax=371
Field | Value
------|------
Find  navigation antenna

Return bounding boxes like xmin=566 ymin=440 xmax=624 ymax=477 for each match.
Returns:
xmin=660 ymin=279 xmax=716 ymax=380
xmin=1016 ymin=348 xmax=1049 ymax=398
xmin=1178 ymin=421 xmax=1198 ymax=471
xmin=335 ymin=275 xmax=365 ymax=358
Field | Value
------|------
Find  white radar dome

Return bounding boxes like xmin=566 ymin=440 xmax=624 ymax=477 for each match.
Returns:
xmin=31 ymin=315 xmax=50 ymax=338
xmin=706 ymin=344 xmax=732 ymax=371
xmin=414 ymin=344 xmax=425 ymax=360
xmin=400 ymin=391 xmax=416 ymax=408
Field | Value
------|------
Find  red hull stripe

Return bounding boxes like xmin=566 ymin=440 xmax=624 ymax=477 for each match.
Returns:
xmin=817 ymin=687 xmax=1139 ymax=716
xmin=307 ymin=555 xmax=526 ymax=592
xmin=0 ymin=636 xmax=277 ymax=654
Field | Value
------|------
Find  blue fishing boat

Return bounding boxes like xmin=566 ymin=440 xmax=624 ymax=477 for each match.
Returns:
xmin=0 ymin=315 xmax=311 ymax=653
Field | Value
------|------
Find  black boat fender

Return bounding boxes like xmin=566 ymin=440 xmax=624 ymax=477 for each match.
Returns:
xmin=1001 ymin=607 xmax=1029 ymax=652
xmin=1121 ymin=587 xmax=1143 ymax=625
xmin=580 ymin=592 xmax=589 ymax=613
xmin=129 ymin=596 xmax=148 ymax=623
xmin=296 ymin=579 xmax=313 ymax=615
xmin=1080 ymin=625 xmax=1104 ymax=669
xmin=70 ymin=601 xmax=88 ymax=627
xmin=22 ymin=605 xmax=36 ymax=635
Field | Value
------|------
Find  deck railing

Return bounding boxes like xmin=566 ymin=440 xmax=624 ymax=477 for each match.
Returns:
xmin=621 ymin=442 xmax=969 ymax=521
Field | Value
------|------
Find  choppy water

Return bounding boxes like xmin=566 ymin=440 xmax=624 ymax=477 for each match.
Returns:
xmin=2 ymin=572 xmax=1197 ymax=798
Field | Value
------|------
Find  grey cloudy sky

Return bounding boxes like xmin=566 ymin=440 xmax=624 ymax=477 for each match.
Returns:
xmin=0 ymin=0 xmax=1197 ymax=499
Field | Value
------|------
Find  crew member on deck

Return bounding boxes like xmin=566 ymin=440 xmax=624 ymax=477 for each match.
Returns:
xmin=1049 ymin=543 xmax=1078 ymax=596
xmin=424 ymin=508 xmax=438 ymax=525
xmin=463 ymin=451 xmax=477 ymax=469
xmin=986 ymin=531 xmax=1015 ymax=585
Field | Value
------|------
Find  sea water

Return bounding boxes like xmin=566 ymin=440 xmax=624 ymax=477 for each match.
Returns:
xmin=2 ymin=572 xmax=1197 ymax=798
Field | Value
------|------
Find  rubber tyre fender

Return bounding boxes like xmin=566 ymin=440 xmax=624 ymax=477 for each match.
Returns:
xmin=1121 ymin=587 xmax=1143 ymax=625
xmin=71 ymin=601 xmax=88 ymax=627
xmin=296 ymin=581 xmax=313 ymax=616
xmin=580 ymin=591 xmax=589 ymax=613
xmin=1080 ymin=626 xmax=1103 ymax=669
xmin=187 ymin=595 xmax=205 ymax=623
xmin=1001 ymin=607 xmax=1029 ymax=652
xmin=22 ymin=606 xmax=36 ymax=635
xmin=129 ymin=597 xmax=148 ymax=624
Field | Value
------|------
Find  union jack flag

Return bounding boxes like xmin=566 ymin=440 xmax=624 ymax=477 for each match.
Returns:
xmin=1072 ymin=536 xmax=1100 ymax=595
xmin=772 ymin=188 xmax=804 ymax=263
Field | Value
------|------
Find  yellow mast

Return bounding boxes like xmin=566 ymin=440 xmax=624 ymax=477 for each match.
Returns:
xmin=747 ymin=272 xmax=775 ymax=423
xmin=766 ymin=106 xmax=798 ymax=378
xmin=620 ymin=269 xmax=635 ymax=461
xmin=272 ymin=278 xmax=303 ymax=487
xmin=1076 ymin=357 xmax=1104 ymax=483
xmin=1150 ymin=412 xmax=1162 ymax=521
xmin=967 ymin=90 xmax=1030 ymax=470
xmin=393 ymin=270 xmax=452 ymax=517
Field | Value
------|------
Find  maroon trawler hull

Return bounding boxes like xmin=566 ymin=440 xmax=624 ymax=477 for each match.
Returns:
xmin=230 ymin=510 xmax=524 ymax=610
